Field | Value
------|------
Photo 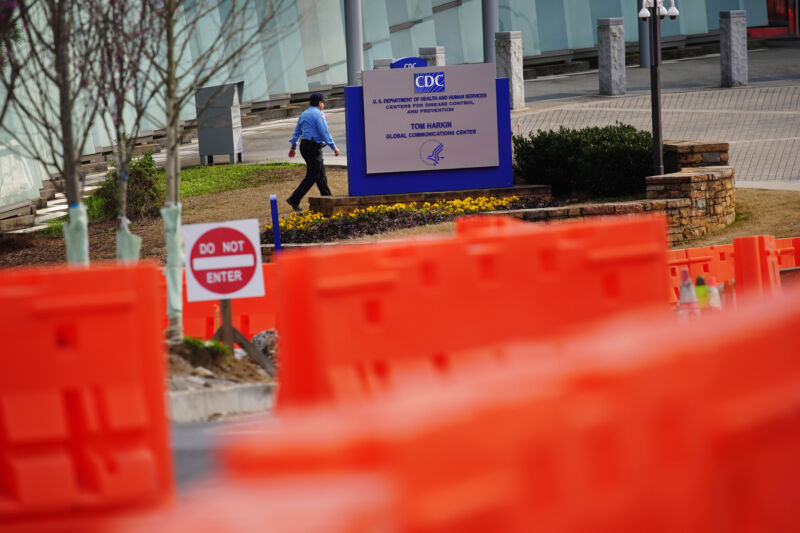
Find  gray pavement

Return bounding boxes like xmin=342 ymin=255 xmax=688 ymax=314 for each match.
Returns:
xmin=214 ymin=45 xmax=800 ymax=189
xmin=172 ymin=413 xmax=278 ymax=489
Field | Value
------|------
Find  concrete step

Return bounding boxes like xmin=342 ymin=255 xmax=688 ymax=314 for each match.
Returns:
xmin=0 ymin=214 xmax=35 ymax=232
xmin=35 ymin=211 xmax=68 ymax=224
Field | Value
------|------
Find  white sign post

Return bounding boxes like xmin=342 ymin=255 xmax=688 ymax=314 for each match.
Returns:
xmin=182 ymin=219 xmax=273 ymax=374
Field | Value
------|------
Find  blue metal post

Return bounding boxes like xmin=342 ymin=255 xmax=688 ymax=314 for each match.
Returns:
xmin=269 ymin=194 xmax=282 ymax=252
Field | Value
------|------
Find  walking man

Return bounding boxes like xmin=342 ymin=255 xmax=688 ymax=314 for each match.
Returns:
xmin=286 ymin=92 xmax=340 ymax=211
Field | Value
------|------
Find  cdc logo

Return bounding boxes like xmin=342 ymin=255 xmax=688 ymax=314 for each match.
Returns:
xmin=414 ymin=72 xmax=445 ymax=93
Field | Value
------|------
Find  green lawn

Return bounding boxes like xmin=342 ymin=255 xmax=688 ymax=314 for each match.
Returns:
xmin=156 ymin=162 xmax=304 ymax=198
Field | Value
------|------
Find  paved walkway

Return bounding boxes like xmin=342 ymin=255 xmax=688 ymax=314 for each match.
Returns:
xmin=178 ymin=46 xmax=800 ymax=190
xmin=516 ymin=85 xmax=800 ymax=188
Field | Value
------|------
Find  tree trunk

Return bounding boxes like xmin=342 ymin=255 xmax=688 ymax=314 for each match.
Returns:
xmin=115 ymin=146 xmax=142 ymax=262
xmin=54 ymin=0 xmax=87 ymax=264
xmin=118 ymin=149 xmax=129 ymax=220
xmin=162 ymin=0 xmax=184 ymax=342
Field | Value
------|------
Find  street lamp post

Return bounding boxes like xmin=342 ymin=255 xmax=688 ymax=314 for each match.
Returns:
xmin=639 ymin=0 xmax=679 ymax=175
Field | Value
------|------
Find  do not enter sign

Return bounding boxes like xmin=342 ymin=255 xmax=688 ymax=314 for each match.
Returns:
xmin=183 ymin=219 xmax=265 ymax=302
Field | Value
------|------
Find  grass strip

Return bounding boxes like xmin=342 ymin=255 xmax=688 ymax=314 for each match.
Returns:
xmin=156 ymin=162 xmax=304 ymax=198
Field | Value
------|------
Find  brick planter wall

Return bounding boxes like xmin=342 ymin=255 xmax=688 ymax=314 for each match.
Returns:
xmin=647 ymin=166 xmax=735 ymax=242
xmin=492 ymin=166 xmax=734 ymax=245
xmin=663 ymin=141 xmax=729 ymax=173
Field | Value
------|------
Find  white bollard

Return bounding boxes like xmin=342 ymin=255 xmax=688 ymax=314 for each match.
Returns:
xmin=418 ymin=46 xmax=446 ymax=67
xmin=598 ymin=18 xmax=626 ymax=96
xmin=720 ymin=10 xmax=748 ymax=87
xmin=495 ymin=31 xmax=525 ymax=109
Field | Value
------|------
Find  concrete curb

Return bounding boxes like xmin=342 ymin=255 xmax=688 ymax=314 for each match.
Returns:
xmin=168 ymin=382 xmax=277 ymax=423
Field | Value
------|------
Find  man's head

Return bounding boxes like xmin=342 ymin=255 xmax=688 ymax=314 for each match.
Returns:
xmin=309 ymin=92 xmax=326 ymax=108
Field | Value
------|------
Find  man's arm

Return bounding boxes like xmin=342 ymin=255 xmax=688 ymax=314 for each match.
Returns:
xmin=315 ymin=112 xmax=337 ymax=151
xmin=289 ymin=116 xmax=303 ymax=150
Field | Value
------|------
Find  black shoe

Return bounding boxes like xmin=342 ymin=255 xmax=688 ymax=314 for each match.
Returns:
xmin=286 ymin=199 xmax=302 ymax=212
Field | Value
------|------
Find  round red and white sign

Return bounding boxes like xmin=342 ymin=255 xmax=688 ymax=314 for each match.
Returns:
xmin=189 ymin=227 xmax=258 ymax=295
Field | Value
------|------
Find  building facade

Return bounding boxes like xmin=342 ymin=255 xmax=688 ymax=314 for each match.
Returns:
xmin=0 ymin=0 xmax=793 ymax=209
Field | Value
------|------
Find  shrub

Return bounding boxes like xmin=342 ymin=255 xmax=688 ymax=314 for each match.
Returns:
xmin=513 ymin=123 xmax=653 ymax=198
xmin=89 ymin=152 xmax=163 ymax=221
xmin=85 ymin=195 xmax=107 ymax=221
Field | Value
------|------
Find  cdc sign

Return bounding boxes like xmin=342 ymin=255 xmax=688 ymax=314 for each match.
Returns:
xmin=361 ymin=63 xmax=499 ymax=175
xmin=414 ymin=72 xmax=445 ymax=93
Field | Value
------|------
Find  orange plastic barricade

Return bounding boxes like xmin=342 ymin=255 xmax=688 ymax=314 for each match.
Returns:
xmin=116 ymin=476 xmax=396 ymax=533
xmin=734 ymin=235 xmax=783 ymax=300
xmin=666 ymin=248 xmax=688 ymax=303
xmin=685 ymin=243 xmax=735 ymax=285
xmin=181 ymin=264 xmax=279 ymax=340
xmin=776 ymin=237 xmax=800 ymax=269
xmin=274 ymin=214 xmax=670 ymax=407
xmin=666 ymin=245 xmax=737 ymax=304
xmin=454 ymin=214 xmax=530 ymax=235
xmin=181 ymin=269 xmax=219 ymax=339
xmin=0 ymin=263 xmax=173 ymax=532
xmin=227 ymin=264 xmax=280 ymax=339
xmin=202 ymin=286 xmax=800 ymax=533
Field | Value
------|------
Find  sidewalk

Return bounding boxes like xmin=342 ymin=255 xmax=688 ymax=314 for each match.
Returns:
xmin=236 ymin=46 xmax=800 ymax=189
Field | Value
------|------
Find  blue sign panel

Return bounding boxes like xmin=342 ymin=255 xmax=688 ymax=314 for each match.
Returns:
xmin=390 ymin=56 xmax=428 ymax=69
xmin=413 ymin=72 xmax=445 ymax=93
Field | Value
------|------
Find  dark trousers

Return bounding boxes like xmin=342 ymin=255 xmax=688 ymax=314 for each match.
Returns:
xmin=289 ymin=139 xmax=331 ymax=205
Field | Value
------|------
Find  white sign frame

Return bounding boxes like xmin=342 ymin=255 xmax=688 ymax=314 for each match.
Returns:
xmin=362 ymin=63 xmax=499 ymax=174
xmin=182 ymin=218 xmax=265 ymax=302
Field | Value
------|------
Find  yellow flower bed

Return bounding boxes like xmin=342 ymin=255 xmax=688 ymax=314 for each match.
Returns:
xmin=270 ymin=196 xmax=519 ymax=232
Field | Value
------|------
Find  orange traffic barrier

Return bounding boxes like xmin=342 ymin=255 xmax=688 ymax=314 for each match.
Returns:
xmin=115 ymin=475 xmax=396 ymax=533
xmin=181 ymin=264 xmax=279 ymax=340
xmin=665 ymin=248 xmax=688 ymax=303
xmin=666 ymin=245 xmax=736 ymax=304
xmin=776 ymin=237 xmax=800 ymax=269
xmin=685 ymin=243 xmax=735 ymax=285
xmin=0 ymin=263 xmax=173 ymax=532
xmin=666 ymin=237 xmax=800 ymax=306
xmin=116 ymin=285 xmax=800 ymax=533
xmin=274 ymin=215 xmax=670 ymax=407
xmin=734 ymin=235 xmax=783 ymax=300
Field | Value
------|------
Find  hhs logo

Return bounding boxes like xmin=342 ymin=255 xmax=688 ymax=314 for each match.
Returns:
xmin=414 ymin=72 xmax=445 ymax=93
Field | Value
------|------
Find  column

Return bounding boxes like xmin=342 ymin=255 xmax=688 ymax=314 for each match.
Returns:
xmin=720 ymin=10 xmax=748 ymax=87
xmin=598 ymin=18 xmax=626 ymax=96
xmin=344 ymin=0 xmax=364 ymax=86
xmin=419 ymin=46 xmax=446 ymax=66
xmin=495 ymin=31 xmax=525 ymax=109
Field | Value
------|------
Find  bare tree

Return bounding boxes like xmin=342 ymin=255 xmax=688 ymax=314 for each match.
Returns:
xmin=0 ymin=0 xmax=22 ymax=125
xmin=0 ymin=0 xmax=102 ymax=264
xmin=147 ymin=0 xmax=296 ymax=341
xmin=90 ymin=0 xmax=163 ymax=261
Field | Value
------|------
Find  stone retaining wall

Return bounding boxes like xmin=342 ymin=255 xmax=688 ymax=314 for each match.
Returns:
xmin=647 ymin=166 xmax=735 ymax=242
xmin=664 ymin=141 xmax=729 ymax=173
xmin=495 ymin=166 xmax=735 ymax=245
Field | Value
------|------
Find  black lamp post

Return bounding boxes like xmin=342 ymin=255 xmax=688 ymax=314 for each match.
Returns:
xmin=639 ymin=0 xmax=679 ymax=175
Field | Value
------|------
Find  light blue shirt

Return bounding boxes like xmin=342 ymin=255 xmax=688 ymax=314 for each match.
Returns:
xmin=290 ymin=106 xmax=336 ymax=150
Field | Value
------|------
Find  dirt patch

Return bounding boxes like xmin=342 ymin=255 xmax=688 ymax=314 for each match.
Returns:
xmin=0 ymin=234 xmax=35 ymax=254
xmin=169 ymin=342 xmax=269 ymax=383
xmin=0 ymin=167 xmax=347 ymax=268
xmin=3 ymin=184 xmax=797 ymax=269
